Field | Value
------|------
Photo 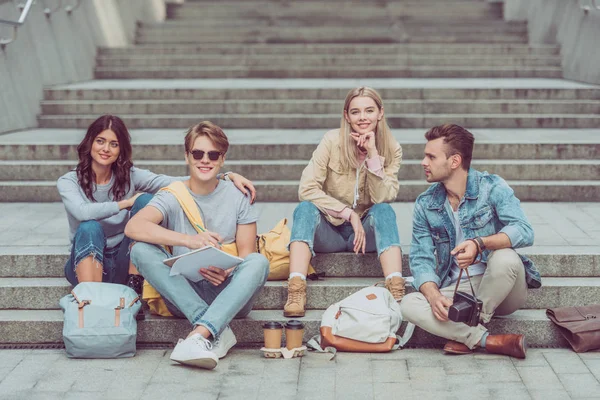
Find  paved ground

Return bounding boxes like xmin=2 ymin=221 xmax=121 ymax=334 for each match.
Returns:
xmin=0 ymin=348 xmax=599 ymax=399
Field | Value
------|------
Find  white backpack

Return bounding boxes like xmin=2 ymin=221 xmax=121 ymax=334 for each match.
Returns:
xmin=307 ymin=286 xmax=415 ymax=356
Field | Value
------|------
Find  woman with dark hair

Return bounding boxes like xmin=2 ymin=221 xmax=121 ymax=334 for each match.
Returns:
xmin=57 ymin=115 xmax=256 ymax=296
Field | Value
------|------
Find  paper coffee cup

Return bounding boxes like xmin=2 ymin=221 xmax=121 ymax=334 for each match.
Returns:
xmin=285 ymin=320 xmax=304 ymax=350
xmin=263 ymin=322 xmax=283 ymax=349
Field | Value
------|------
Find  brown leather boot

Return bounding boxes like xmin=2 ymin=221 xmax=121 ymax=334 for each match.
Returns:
xmin=443 ymin=340 xmax=473 ymax=355
xmin=485 ymin=334 xmax=527 ymax=359
xmin=385 ymin=276 xmax=406 ymax=301
xmin=284 ymin=276 xmax=307 ymax=317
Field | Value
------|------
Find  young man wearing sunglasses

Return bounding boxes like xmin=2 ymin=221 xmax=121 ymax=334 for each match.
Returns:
xmin=125 ymin=121 xmax=269 ymax=369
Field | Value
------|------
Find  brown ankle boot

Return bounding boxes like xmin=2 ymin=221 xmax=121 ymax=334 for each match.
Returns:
xmin=385 ymin=276 xmax=406 ymax=301
xmin=485 ymin=334 xmax=527 ymax=359
xmin=284 ymin=276 xmax=307 ymax=317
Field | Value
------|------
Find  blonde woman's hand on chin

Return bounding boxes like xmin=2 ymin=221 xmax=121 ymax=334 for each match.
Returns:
xmin=350 ymin=131 xmax=377 ymax=157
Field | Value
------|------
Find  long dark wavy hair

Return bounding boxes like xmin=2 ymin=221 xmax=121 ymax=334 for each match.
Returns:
xmin=76 ymin=115 xmax=133 ymax=201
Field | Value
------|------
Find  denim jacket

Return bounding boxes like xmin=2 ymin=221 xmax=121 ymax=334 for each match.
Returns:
xmin=409 ymin=169 xmax=541 ymax=291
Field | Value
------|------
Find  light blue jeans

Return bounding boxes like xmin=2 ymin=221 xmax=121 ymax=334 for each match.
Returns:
xmin=130 ymin=242 xmax=269 ymax=339
xmin=64 ymin=193 xmax=153 ymax=286
xmin=290 ymin=201 xmax=401 ymax=257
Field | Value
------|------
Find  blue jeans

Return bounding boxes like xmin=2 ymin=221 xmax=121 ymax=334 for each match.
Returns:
xmin=290 ymin=201 xmax=401 ymax=257
xmin=130 ymin=242 xmax=269 ymax=339
xmin=64 ymin=194 xmax=153 ymax=286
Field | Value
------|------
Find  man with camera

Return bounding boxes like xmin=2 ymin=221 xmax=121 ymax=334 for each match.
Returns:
xmin=400 ymin=124 xmax=541 ymax=359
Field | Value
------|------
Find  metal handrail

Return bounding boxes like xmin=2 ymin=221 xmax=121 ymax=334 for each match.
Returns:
xmin=41 ymin=0 xmax=62 ymax=17
xmin=0 ymin=0 xmax=35 ymax=49
xmin=64 ymin=0 xmax=81 ymax=15
xmin=580 ymin=0 xmax=600 ymax=13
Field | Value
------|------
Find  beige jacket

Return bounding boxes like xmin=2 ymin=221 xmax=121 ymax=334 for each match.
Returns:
xmin=298 ymin=129 xmax=403 ymax=226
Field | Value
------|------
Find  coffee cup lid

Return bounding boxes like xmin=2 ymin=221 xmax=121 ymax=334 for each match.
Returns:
xmin=285 ymin=320 xmax=304 ymax=330
xmin=263 ymin=321 xmax=283 ymax=329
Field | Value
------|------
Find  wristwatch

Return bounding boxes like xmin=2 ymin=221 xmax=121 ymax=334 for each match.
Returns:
xmin=474 ymin=237 xmax=486 ymax=252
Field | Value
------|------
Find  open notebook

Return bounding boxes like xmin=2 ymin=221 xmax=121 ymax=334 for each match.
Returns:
xmin=163 ymin=246 xmax=243 ymax=282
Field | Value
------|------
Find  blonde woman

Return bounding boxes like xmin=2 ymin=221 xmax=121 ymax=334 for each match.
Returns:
xmin=284 ymin=87 xmax=404 ymax=317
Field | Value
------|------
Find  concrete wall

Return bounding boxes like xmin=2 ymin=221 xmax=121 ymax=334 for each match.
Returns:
xmin=0 ymin=0 xmax=166 ymax=134
xmin=505 ymin=0 xmax=600 ymax=85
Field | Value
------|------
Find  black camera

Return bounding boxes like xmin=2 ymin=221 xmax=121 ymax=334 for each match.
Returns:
xmin=448 ymin=291 xmax=482 ymax=327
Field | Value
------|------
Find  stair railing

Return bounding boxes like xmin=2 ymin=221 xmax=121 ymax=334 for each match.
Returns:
xmin=0 ymin=0 xmax=35 ymax=49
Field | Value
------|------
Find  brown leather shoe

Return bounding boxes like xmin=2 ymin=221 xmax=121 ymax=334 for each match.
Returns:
xmin=443 ymin=340 xmax=473 ymax=355
xmin=485 ymin=334 xmax=527 ymax=359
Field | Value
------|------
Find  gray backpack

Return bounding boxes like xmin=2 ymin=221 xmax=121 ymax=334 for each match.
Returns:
xmin=59 ymin=282 xmax=141 ymax=358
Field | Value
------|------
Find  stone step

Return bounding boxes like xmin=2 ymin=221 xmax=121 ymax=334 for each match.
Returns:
xmin=98 ymin=43 xmax=561 ymax=56
xmin=166 ymin=2 xmax=503 ymax=20
xmin=36 ymin=114 xmax=600 ymax=129
xmin=40 ymin=100 xmax=598 ymax=115
xmin=2 ymin=129 xmax=598 ymax=161
xmin=94 ymin=66 xmax=560 ymax=79
xmin=3 ymin=160 xmax=600 ymax=182
xmin=139 ymin=20 xmax=528 ymax=33
xmin=43 ymin=85 xmax=600 ymax=101
xmin=2 ymin=248 xmax=598 ymax=279
xmin=135 ymin=34 xmax=527 ymax=45
xmin=2 ymin=180 xmax=600 ymax=202
xmin=0 ymin=309 xmax=568 ymax=347
xmin=0 ymin=277 xmax=597 ymax=311
xmin=96 ymin=55 xmax=560 ymax=68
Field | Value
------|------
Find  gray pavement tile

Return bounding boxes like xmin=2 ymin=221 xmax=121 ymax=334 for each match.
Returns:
xmin=296 ymin=388 xmax=335 ymax=400
xmin=543 ymin=351 xmax=591 ymax=374
xmin=260 ymin=359 xmax=301 ymax=383
xmin=1 ymin=391 xmax=68 ymax=400
xmin=579 ymin=351 xmax=600 ymax=360
xmin=529 ymin=389 xmax=573 ymax=400
xmin=0 ymin=368 xmax=12 ymax=383
xmin=299 ymin=367 xmax=336 ymax=383
xmin=257 ymin=382 xmax=298 ymax=398
xmin=300 ymin=354 xmax=338 ymax=368
xmin=476 ymin=358 xmax=523 ymax=382
xmin=371 ymin=359 xmax=409 ymax=383
xmin=70 ymin=369 xmax=119 ymax=392
xmin=335 ymin=361 xmax=373 ymax=384
xmin=511 ymin=349 xmax=550 ymax=367
xmin=488 ymin=384 xmax=531 ymax=400
xmin=63 ymin=393 xmax=108 ymax=400
xmin=558 ymin=373 xmax=600 ymax=398
xmin=583 ymin=359 xmax=600 ymax=381
xmin=441 ymin=354 xmax=481 ymax=375
xmin=0 ymin=357 xmax=56 ymax=394
xmin=335 ymin=382 xmax=374 ymax=400
xmin=0 ymin=350 xmax=30 ymax=369
xmin=140 ymin=382 xmax=219 ymax=400
xmin=32 ymin=368 xmax=81 ymax=392
xmin=516 ymin=366 xmax=564 ymax=390
xmin=372 ymin=383 xmax=413 ymax=400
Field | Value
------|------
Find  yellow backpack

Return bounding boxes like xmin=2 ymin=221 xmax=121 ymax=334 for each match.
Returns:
xmin=142 ymin=181 xmax=316 ymax=317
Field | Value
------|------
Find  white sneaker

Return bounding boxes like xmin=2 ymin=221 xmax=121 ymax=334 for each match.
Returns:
xmin=212 ymin=326 xmax=237 ymax=359
xmin=170 ymin=333 xmax=218 ymax=369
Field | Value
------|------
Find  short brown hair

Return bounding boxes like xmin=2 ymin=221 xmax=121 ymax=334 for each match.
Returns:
xmin=184 ymin=121 xmax=229 ymax=154
xmin=424 ymin=124 xmax=474 ymax=170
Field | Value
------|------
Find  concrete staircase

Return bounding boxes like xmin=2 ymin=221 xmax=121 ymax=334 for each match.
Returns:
xmin=1 ymin=0 xmax=599 ymax=348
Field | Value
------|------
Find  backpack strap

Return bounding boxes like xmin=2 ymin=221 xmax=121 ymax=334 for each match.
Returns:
xmin=160 ymin=181 xmax=206 ymax=232
xmin=159 ymin=181 xmax=238 ymax=256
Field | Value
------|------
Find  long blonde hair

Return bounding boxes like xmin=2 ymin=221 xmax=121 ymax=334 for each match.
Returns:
xmin=339 ymin=87 xmax=396 ymax=172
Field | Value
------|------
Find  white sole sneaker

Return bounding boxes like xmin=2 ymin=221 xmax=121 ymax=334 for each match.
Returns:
xmin=170 ymin=336 xmax=219 ymax=370
xmin=212 ymin=326 xmax=237 ymax=359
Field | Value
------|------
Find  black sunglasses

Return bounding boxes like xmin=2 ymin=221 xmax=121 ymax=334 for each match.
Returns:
xmin=189 ymin=150 xmax=223 ymax=161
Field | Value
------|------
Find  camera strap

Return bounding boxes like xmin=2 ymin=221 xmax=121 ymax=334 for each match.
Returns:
xmin=453 ymin=268 xmax=476 ymax=297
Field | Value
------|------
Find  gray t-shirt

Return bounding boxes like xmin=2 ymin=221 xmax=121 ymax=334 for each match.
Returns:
xmin=57 ymin=167 xmax=185 ymax=249
xmin=148 ymin=180 xmax=258 ymax=257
